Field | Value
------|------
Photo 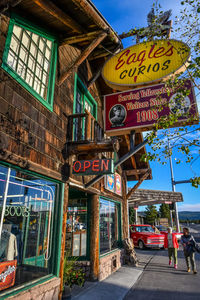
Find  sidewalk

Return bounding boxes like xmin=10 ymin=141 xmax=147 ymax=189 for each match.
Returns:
xmin=124 ymin=248 xmax=200 ymax=300
xmin=66 ymin=250 xmax=153 ymax=300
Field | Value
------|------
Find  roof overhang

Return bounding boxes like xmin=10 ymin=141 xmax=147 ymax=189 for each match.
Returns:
xmin=1 ymin=0 xmax=122 ymax=56
xmin=128 ymin=189 xmax=183 ymax=207
xmin=1 ymin=0 xmax=151 ymax=184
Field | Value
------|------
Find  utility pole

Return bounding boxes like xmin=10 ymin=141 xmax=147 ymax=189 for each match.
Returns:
xmin=168 ymin=138 xmax=180 ymax=232
xmin=135 ymin=207 xmax=138 ymax=225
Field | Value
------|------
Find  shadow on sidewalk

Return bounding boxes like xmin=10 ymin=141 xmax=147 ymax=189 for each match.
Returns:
xmin=125 ymin=289 xmax=200 ymax=300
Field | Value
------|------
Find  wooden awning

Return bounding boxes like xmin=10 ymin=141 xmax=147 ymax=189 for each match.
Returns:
xmin=3 ymin=0 xmax=151 ymax=184
xmin=128 ymin=189 xmax=183 ymax=207
xmin=3 ymin=0 xmax=121 ymax=55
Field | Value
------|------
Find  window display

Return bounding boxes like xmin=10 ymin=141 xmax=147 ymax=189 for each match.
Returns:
xmin=100 ymin=198 xmax=120 ymax=254
xmin=65 ymin=198 xmax=87 ymax=257
xmin=0 ymin=164 xmax=58 ymax=294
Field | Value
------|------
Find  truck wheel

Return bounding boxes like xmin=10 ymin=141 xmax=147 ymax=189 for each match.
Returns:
xmin=138 ymin=240 xmax=145 ymax=249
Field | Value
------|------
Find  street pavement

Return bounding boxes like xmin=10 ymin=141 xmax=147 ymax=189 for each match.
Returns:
xmin=125 ymin=247 xmax=200 ymax=300
xmin=68 ymin=225 xmax=200 ymax=300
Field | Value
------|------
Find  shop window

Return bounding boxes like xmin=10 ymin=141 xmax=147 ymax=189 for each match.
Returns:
xmin=65 ymin=198 xmax=88 ymax=257
xmin=2 ymin=17 xmax=57 ymax=111
xmin=0 ymin=164 xmax=58 ymax=294
xmin=73 ymin=75 xmax=97 ymax=141
xmin=100 ymin=198 xmax=121 ymax=255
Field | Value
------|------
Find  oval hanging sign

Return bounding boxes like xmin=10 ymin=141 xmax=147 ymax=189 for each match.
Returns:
xmin=102 ymin=39 xmax=190 ymax=90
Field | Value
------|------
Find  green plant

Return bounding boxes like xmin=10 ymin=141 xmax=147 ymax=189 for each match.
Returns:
xmin=63 ymin=255 xmax=85 ymax=289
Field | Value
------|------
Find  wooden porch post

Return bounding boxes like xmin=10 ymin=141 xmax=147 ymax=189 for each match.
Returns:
xmin=90 ymin=194 xmax=99 ymax=280
xmin=122 ymin=174 xmax=128 ymax=239
xmin=59 ymin=183 xmax=69 ymax=300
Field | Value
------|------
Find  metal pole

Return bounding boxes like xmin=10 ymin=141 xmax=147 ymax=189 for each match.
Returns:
xmin=135 ymin=208 xmax=138 ymax=225
xmin=168 ymin=138 xmax=180 ymax=232
xmin=170 ymin=210 xmax=173 ymax=228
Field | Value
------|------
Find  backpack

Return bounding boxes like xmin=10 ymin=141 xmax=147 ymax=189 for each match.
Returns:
xmin=194 ymin=242 xmax=200 ymax=254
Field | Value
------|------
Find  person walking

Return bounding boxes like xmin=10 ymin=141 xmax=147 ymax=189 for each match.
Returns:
xmin=181 ymin=227 xmax=197 ymax=274
xmin=164 ymin=227 xmax=179 ymax=269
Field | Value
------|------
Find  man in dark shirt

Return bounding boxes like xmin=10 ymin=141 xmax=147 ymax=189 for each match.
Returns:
xmin=181 ymin=227 xmax=197 ymax=274
xmin=110 ymin=106 xmax=125 ymax=125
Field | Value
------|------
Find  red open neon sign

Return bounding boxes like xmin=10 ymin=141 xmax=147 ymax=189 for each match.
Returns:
xmin=72 ymin=159 xmax=114 ymax=176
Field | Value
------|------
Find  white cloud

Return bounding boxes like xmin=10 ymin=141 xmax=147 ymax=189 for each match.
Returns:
xmin=178 ymin=203 xmax=200 ymax=212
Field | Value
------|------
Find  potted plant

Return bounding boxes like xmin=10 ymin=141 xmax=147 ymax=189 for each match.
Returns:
xmin=62 ymin=255 xmax=85 ymax=299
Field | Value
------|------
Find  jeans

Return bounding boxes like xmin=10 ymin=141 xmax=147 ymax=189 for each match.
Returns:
xmin=168 ymin=248 xmax=178 ymax=265
xmin=184 ymin=250 xmax=197 ymax=271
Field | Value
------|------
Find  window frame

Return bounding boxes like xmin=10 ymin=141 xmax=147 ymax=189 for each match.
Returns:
xmin=0 ymin=161 xmax=64 ymax=298
xmin=1 ymin=14 xmax=57 ymax=112
xmin=99 ymin=197 xmax=122 ymax=257
xmin=73 ymin=74 xmax=97 ymax=141
xmin=73 ymin=74 xmax=97 ymax=118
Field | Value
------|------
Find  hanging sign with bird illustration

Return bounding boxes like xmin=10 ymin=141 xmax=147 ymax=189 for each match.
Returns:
xmin=102 ymin=39 xmax=190 ymax=91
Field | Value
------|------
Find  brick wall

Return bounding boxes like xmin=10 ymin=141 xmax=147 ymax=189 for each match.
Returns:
xmin=7 ymin=277 xmax=60 ymax=300
xmin=99 ymin=249 xmax=125 ymax=281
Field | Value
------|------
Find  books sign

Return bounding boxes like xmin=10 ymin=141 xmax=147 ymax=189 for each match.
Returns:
xmin=104 ymin=80 xmax=198 ymax=135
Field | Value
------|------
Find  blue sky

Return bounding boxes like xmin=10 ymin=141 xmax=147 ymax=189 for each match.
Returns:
xmin=92 ymin=0 xmax=200 ymax=212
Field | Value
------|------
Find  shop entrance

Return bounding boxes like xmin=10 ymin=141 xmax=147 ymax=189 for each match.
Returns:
xmin=65 ymin=189 xmax=90 ymax=259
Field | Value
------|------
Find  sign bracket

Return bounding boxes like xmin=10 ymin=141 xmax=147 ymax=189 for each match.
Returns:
xmin=84 ymin=130 xmax=149 ymax=188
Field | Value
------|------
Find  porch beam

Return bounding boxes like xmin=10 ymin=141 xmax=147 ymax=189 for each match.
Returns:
xmin=60 ymin=30 xmax=103 ymax=45
xmin=125 ymin=169 xmax=149 ymax=176
xmin=67 ymin=140 xmax=115 ymax=155
xmin=88 ymin=50 xmax=110 ymax=60
xmin=85 ymin=131 xmax=149 ymax=189
xmin=126 ymin=170 xmax=151 ymax=200
xmin=124 ymin=134 xmax=139 ymax=180
xmin=32 ymin=0 xmax=83 ymax=33
xmin=87 ymin=68 xmax=102 ymax=88
xmin=58 ymin=32 xmax=108 ymax=85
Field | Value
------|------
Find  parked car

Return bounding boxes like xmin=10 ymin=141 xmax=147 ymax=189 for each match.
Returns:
xmin=130 ymin=224 xmax=165 ymax=249
xmin=156 ymin=225 xmax=183 ymax=241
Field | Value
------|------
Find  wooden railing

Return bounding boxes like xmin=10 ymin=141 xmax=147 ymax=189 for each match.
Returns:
xmin=67 ymin=110 xmax=104 ymax=142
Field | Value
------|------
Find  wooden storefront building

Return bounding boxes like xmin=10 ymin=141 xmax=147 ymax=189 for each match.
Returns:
xmin=0 ymin=1 xmax=151 ymax=299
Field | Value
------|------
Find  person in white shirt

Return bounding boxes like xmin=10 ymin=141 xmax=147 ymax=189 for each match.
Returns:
xmin=164 ymin=227 xmax=179 ymax=269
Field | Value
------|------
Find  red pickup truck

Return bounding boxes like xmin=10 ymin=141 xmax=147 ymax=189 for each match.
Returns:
xmin=130 ymin=224 xmax=165 ymax=249
xmin=156 ymin=225 xmax=182 ymax=241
